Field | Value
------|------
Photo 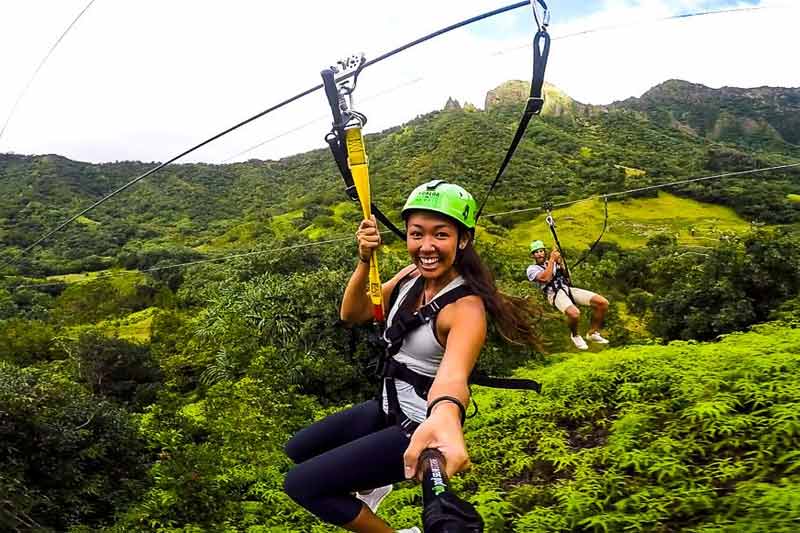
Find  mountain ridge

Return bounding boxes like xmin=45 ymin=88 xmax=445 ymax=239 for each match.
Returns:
xmin=481 ymin=78 xmax=800 ymax=150
xmin=610 ymin=79 xmax=800 ymax=148
xmin=2 ymin=79 xmax=799 ymax=275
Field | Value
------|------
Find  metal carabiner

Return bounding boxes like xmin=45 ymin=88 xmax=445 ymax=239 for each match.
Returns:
xmin=530 ymin=0 xmax=549 ymax=30
xmin=331 ymin=53 xmax=366 ymax=113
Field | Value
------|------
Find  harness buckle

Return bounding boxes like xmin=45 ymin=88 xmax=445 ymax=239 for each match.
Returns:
xmin=345 ymin=184 xmax=359 ymax=201
xmin=419 ymin=300 xmax=441 ymax=323
xmin=526 ymin=96 xmax=545 ymax=115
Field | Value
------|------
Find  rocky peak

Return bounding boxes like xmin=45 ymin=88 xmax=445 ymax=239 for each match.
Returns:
xmin=443 ymin=97 xmax=462 ymax=111
xmin=642 ymin=79 xmax=712 ymax=100
xmin=484 ymin=80 xmax=596 ymax=117
xmin=484 ymin=80 xmax=532 ymax=109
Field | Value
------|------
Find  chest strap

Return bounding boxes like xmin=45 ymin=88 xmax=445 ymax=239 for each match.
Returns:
xmin=384 ymin=277 xmax=473 ymax=357
xmin=538 ymin=268 xmax=576 ymax=306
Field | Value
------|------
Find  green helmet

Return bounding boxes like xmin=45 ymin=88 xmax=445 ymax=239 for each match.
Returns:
xmin=401 ymin=179 xmax=477 ymax=229
xmin=529 ymin=240 xmax=545 ymax=253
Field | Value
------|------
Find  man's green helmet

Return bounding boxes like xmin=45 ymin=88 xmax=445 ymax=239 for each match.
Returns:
xmin=401 ymin=179 xmax=477 ymax=229
xmin=529 ymin=240 xmax=546 ymax=253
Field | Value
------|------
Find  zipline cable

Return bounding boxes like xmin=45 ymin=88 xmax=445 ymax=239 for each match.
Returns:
xmin=10 ymin=162 xmax=799 ymax=290
xmin=5 ymin=1 xmax=783 ymax=265
xmin=555 ymin=5 xmax=772 ymax=41
xmin=2 ymin=1 xmax=532 ymax=268
xmin=489 ymin=4 xmax=782 ymax=54
xmin=0 ymin=0 xmax=97 ymax=143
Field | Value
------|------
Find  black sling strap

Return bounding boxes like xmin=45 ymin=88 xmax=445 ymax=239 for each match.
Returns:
xmin=571 ymin=195 xmax=609 ymax=269
xmin=475 ymin=4 xmax=550 ymax=222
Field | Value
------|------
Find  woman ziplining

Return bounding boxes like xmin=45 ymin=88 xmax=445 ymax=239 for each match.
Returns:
xmin=283 ymin=181 xmax=539 ymax=532
xmin=282 ymin=6 xmax=548 ymax=530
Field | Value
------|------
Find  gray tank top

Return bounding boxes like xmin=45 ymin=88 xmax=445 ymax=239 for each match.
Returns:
xmin=381 ymin=274 xmax=466 ymax=423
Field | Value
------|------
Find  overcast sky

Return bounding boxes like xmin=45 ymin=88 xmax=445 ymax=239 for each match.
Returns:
xmin=0 ymin=0 xmax=796 ymax=164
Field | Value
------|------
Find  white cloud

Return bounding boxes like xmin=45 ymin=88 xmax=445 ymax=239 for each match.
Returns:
xmin=0 ymin=0 xmax=796 ymax=164
xmin=546 ymin=0 xmax=798 ymax=104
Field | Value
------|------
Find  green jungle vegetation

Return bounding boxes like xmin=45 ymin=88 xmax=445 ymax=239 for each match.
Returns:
xmin=1 ymin=79 xmax=800 ymax=532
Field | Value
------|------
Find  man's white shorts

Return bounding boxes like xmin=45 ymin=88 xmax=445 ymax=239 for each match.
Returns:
xmin=548 ymin=287 xmax=597 ymax=313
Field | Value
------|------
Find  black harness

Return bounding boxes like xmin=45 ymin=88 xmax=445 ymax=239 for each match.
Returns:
xmin=379 ymin=275 xmax=541 ymax=436
xmin=535 ymin=262 xmax=574 ymax=306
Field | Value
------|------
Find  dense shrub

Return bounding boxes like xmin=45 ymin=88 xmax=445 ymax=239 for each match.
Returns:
xmin=112 ymin=378 xmax=319 ymax=532
xmin=0 ymin=362 xmax=148 ymax=531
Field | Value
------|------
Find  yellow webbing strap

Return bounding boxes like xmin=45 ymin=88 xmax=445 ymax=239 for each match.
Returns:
xmin=345 ymin=126 xmax=384 ymax=321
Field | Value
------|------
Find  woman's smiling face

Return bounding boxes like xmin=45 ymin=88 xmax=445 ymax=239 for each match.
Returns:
xmin=405 ymin=211 xmax=466 ymax=279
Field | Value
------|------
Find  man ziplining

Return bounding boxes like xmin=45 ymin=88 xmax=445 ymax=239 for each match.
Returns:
xmin=526 ymin=240 xmax=610 ymax=350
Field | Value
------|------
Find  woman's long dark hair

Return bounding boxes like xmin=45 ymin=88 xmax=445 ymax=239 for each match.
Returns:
xmin=456 ymin=231 xmax=541 ymax=348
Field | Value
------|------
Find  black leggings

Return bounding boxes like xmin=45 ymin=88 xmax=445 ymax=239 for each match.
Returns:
xmin=283 ymin=399 xmax=411 ymax=525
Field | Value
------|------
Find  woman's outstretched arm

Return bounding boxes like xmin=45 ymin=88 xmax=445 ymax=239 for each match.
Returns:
xmin=402 ymin=295 xmax=486 ymax=479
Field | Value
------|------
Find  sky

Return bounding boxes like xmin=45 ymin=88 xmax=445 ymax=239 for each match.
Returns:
xmin=0 ymin=0 xmax=796 ymax=165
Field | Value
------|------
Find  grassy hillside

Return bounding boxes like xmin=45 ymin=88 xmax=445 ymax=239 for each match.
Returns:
xmin=508 ymin=192 xmax=752 ymax=252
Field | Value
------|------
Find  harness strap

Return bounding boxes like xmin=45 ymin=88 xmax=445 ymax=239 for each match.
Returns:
xmin=385 ymin=357 xmax=542 ymax=396
xmin=384 ymin=376 xmax=420 ymax=437
xmin=544 ymin=207 xmax=577 ymax=306
xmin=382 ymin=355 xmax=541 ymax=431
xmin=470 ymin=372 xmax=541 ymax=393
xmin=533 ymin=260 xmax=574 ymax=307
xmin=384 ymin=278 xmax=541 ymax=392
xmin=384 ymin=357 xmax=434 ymax=400
xmin=378 ymin=274 xmax=543 ymax=434
xmin=383 ymin=358 xmax=540 ymax=435
xmin=387 ymin=272 xmax=413 ymax=314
